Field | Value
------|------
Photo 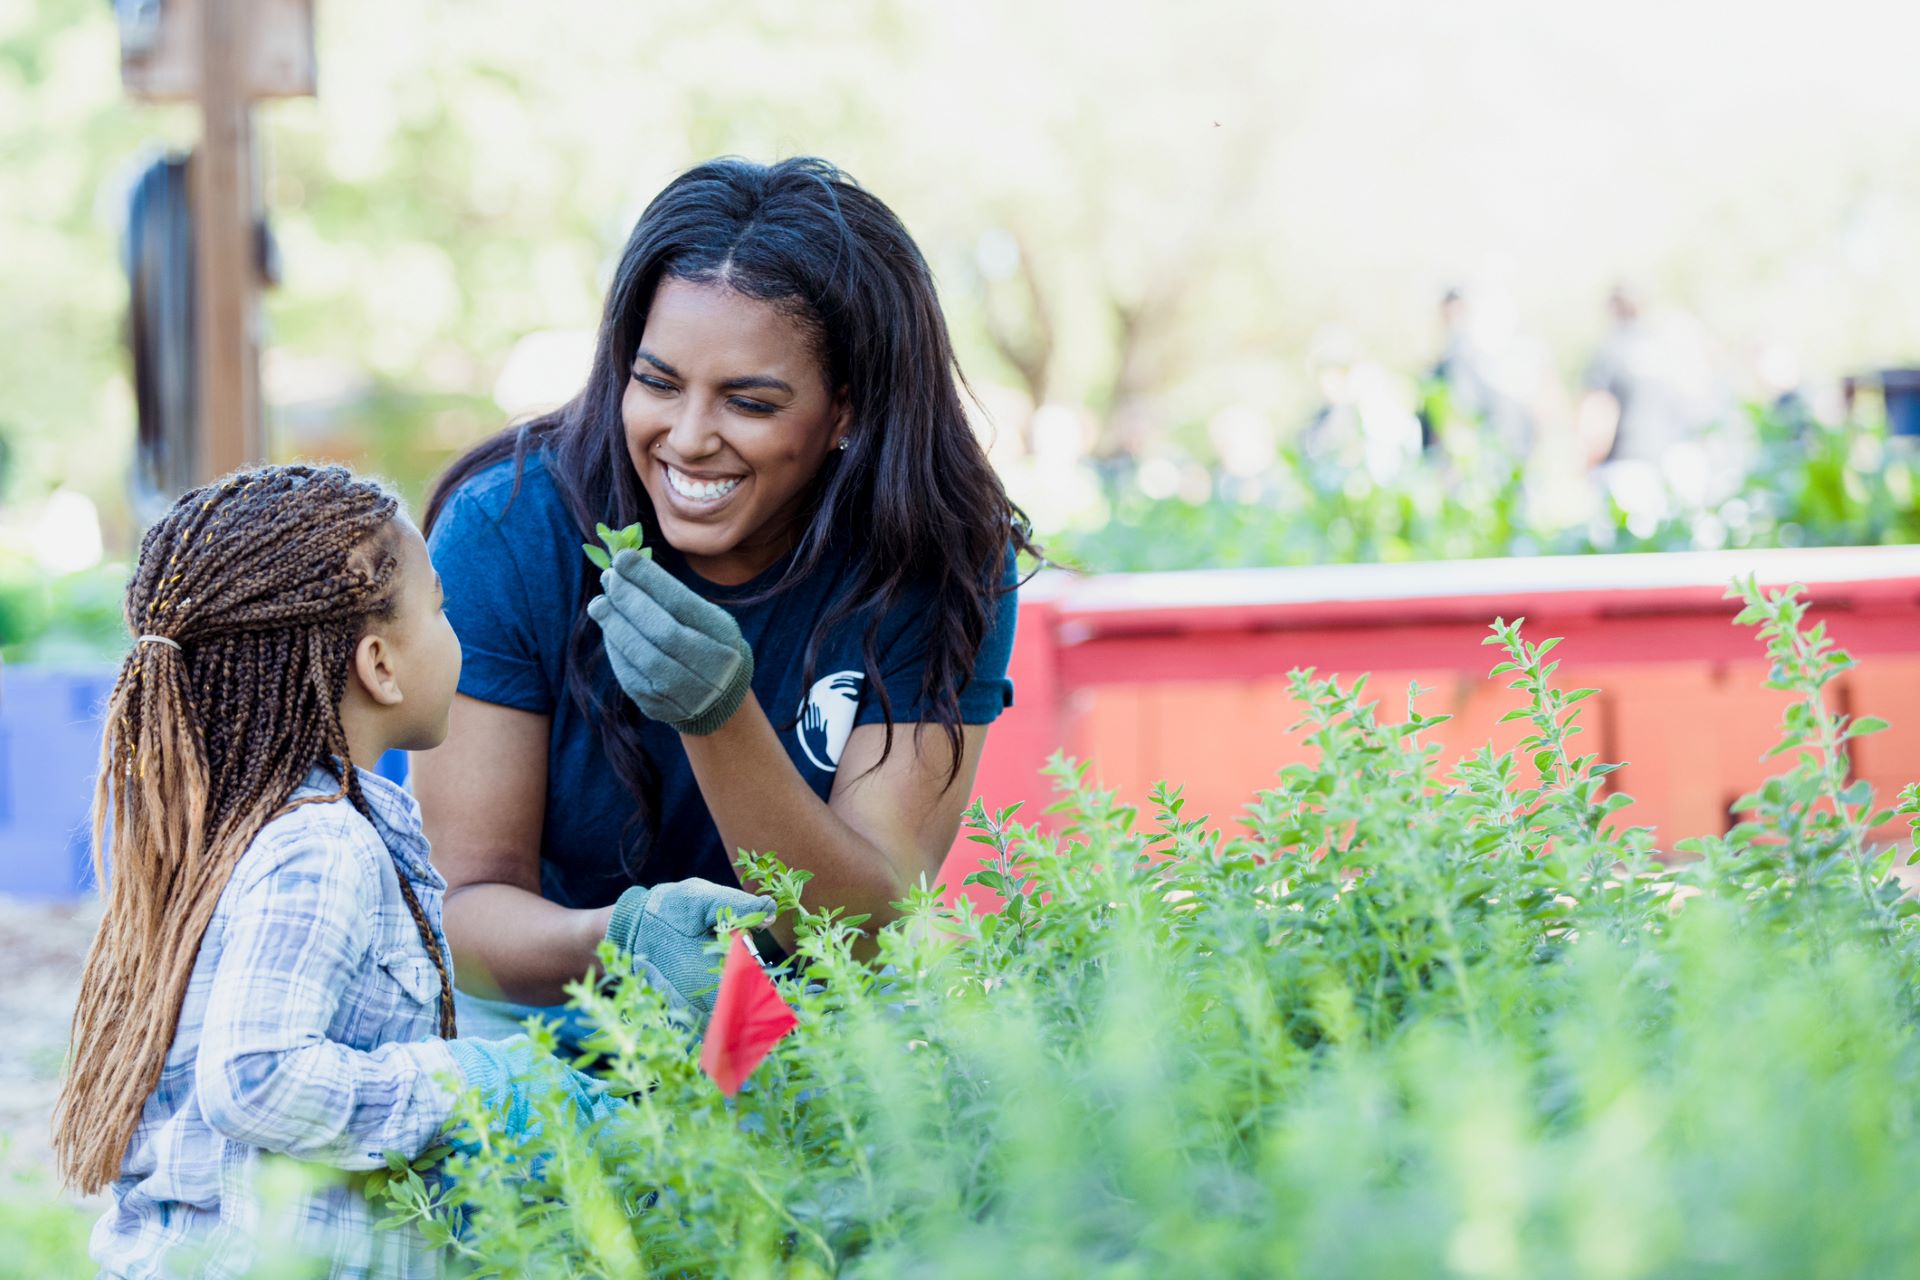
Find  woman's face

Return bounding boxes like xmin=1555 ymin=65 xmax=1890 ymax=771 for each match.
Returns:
xmin=622 ymin=277 xmax=849 ymax=586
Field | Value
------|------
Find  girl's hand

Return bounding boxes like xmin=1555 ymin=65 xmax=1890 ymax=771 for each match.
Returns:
xmin=586 ymin=548 xmax=755 ymax=735
xmin=445 ymin=1035 xmax=623 ymax=1135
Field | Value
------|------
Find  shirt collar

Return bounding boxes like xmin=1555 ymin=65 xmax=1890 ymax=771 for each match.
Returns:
xmin=290 ymin=762 xmax=443 ymax=889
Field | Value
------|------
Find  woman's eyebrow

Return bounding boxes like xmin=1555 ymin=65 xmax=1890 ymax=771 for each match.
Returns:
xmin=633 ymin=349 xmax=791 ymax=396
xmin=634 ymin=349 xmax=679 ymax=377
xmin=718 ymin=374 xmax=794 ymax=395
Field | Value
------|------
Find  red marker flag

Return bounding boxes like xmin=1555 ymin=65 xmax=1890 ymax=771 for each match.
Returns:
xmin=699 ymin=933 xmax=799 ymax=1096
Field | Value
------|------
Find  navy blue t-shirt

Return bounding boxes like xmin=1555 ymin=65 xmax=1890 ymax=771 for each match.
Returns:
xmin=426 ymin=449 xmax=1019 ymax=909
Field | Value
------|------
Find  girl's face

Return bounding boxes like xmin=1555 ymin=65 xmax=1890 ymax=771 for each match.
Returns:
xmin=365 ymin=517 xmax=463 ymax=751
xmin=622 ymin=277 xmax=850 ymax=586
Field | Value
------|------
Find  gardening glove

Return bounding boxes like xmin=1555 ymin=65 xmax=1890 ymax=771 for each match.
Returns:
xmin=445 ymin=1035 xmax=624 ymax=1137
xmin=605 ymin=877 xmax=776 ymax=1016
xmin=586 ymin=547 xmax=755 ymax=736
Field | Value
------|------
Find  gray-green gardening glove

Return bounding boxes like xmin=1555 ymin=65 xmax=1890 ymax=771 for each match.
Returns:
xmin=586 ymin=548 xmax=755 ymax=735
xmin=605 ymin=877 xmax=776 ymax=1016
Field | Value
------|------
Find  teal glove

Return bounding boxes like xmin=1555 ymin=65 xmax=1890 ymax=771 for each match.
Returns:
xmin=446 ymin=1035 xmax=622 ymax=1136
xmin=586 ymin=547 xmax=755 ymax=736
xmin=606 ymin=878 xmax=775 ymax=1016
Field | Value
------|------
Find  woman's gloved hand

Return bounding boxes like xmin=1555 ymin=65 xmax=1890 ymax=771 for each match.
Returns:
xmin=445 ymin=1035 xmax=623 ymax=1136
xmin=606 ymin=877 xmax=776 ymax=1016
xmin=586 ymin=548 xmax=755 ymax=736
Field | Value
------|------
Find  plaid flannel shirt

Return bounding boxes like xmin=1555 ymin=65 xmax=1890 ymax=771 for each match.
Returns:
xmin=91 ymin=766 xmax=464 ymax=1280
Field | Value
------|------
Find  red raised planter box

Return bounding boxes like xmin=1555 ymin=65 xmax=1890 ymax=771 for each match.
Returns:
xmin=940 ymin=546 xmax=1920 ymax=909
xmin=8 ymin=548 xmax=1919 ymax=905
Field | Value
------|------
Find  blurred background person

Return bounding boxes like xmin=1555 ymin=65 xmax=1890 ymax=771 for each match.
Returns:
xmin=1298 ymin=327 xmax=1423 ymax=488
xmin=1422 ymin=285 xmax=1535 ymax=465
xmin=1576 ymin=284 xmax=1722 ymax=469
xmin=1576 ymin=284 xmax=1733 ymax=533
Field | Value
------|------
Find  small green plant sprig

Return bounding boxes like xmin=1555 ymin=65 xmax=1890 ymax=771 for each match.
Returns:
xmin=1675 ymin=577 xmax=1920 ymax=957
xmin=582 ymin=521 xmax=650 ymax=571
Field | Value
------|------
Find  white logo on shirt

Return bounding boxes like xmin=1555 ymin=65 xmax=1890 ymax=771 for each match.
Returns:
xmin=797 ymin=671 xmax=863 ymax=772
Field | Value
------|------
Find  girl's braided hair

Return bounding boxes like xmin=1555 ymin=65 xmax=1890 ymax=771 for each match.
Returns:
xmin=53 ymin=464 xmax=455 ymax=1194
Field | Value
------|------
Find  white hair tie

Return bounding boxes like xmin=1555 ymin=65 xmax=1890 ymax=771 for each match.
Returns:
xmin=136 ymin=634 xmax=182 ymax=651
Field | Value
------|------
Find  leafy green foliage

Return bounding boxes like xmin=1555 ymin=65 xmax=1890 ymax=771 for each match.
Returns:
xmin=583 ymin=521 xmax=651 ymax=572
xmin=0 ymin=550 xmax=130 ymax=661
xmin=365 ymin=581 xmax=1920 ymax=1277
xmin=0 ymin=1148 xmax=93 ymax=1279
xmin=10 ymin=581 xmax=1919 ymax=1276
xmin=1051 ymin=404 xmax=1920 ymax=573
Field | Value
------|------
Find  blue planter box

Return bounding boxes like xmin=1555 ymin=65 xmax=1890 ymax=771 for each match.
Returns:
xmin=0 ymin=666 xmax=116 ymax=898
xmin=0 ymin=665 xmax=409 ymax=901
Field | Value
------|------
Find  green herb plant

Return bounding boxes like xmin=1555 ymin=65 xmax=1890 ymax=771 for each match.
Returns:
xmin=582 ymin=521 xmax=650 ymax=571
xmin=343 ymin=582 xmax=1920 ymax=1277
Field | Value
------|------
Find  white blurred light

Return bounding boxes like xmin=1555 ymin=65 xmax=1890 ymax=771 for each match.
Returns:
xmin=494 ymin=329 xmax=596 ymax=417
xmin=1662 ymin=442 xmax=1712 ymax=509
xmin=1691 ymin=512 xmax=1729 ymax=549
xmin=1000 ymin=458 xmax=1105 ymax=533
xmin=1137 ymin=457 xmax=1181 ymax=500
xmin=1031 ymin=403 xmax=1086 ymax=466
xmin=1603 ymin=461 xmax=1669 ymax=540
xmin=30 ymin=489 xmax=104 ymax=575
xmin=1208 ymin=404 xmax=1277 ymax=478
xmin=966 ymin=383 xmax=1032 ymax=462
xmin=1178 ymin=463 xmax=1213 ymax=504
xmin=975 ymin=229 xmax=1021 ymax=282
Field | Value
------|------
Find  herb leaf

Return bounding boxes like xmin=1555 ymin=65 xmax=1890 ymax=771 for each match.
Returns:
xmin=584 ymin=521 xmax=650 ymax=570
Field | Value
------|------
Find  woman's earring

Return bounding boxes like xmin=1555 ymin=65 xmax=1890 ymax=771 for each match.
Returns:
xmin=836 ymin=437 xmax=850 ymax=451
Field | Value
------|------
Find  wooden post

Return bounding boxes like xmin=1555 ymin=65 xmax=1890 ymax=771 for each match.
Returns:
xmin=191 ymin=0 xmax=263 ymax=481
xmin=121 ymin=0 xmax=313 ymax=487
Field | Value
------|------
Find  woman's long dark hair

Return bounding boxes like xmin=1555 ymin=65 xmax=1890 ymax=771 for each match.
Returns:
xmin=425 ymin=157 xmax=1037 ymax=847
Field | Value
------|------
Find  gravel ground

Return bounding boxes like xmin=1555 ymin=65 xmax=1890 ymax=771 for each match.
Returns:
xmin=0 ymin=895 xmax=101 ymax=1188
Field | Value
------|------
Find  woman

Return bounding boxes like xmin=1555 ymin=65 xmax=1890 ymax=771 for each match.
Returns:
xmin=416 ymin=156 xmax=1034 ymax=1033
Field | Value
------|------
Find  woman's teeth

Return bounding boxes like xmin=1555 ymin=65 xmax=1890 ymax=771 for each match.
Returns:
xmin=666 ymin=465 xmax=742 ymax=502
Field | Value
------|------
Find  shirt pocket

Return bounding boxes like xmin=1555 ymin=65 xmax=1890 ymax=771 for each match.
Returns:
xmin=375 ymin=947 xmax=443 ymax=1009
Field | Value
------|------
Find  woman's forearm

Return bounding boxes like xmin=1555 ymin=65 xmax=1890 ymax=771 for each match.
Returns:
xmin=680 ymin=698 xmax=907 ymax=949
xmin=443 ymin=882 xmax=614 ymax=1006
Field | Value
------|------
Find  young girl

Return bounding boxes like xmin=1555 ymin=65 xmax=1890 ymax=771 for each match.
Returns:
xmin=50 ymin=466 xmax=760 ymax=1278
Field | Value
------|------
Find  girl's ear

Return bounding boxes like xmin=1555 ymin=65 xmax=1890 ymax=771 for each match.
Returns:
xmin=351 ymin=631 xmax=405 ymax=708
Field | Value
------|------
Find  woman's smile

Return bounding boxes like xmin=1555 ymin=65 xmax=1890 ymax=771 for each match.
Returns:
xmin=662 ymin=461 xmax=746 ymax=509
xmin=623 ymin=277 xmax=849 ymax=584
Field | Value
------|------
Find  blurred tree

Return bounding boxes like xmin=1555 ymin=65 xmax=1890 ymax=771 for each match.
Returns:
xmin=0 ymin=0 xmax=178 ymax=545
xmin=9 ymin=0 xmax=1920 ymax=546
